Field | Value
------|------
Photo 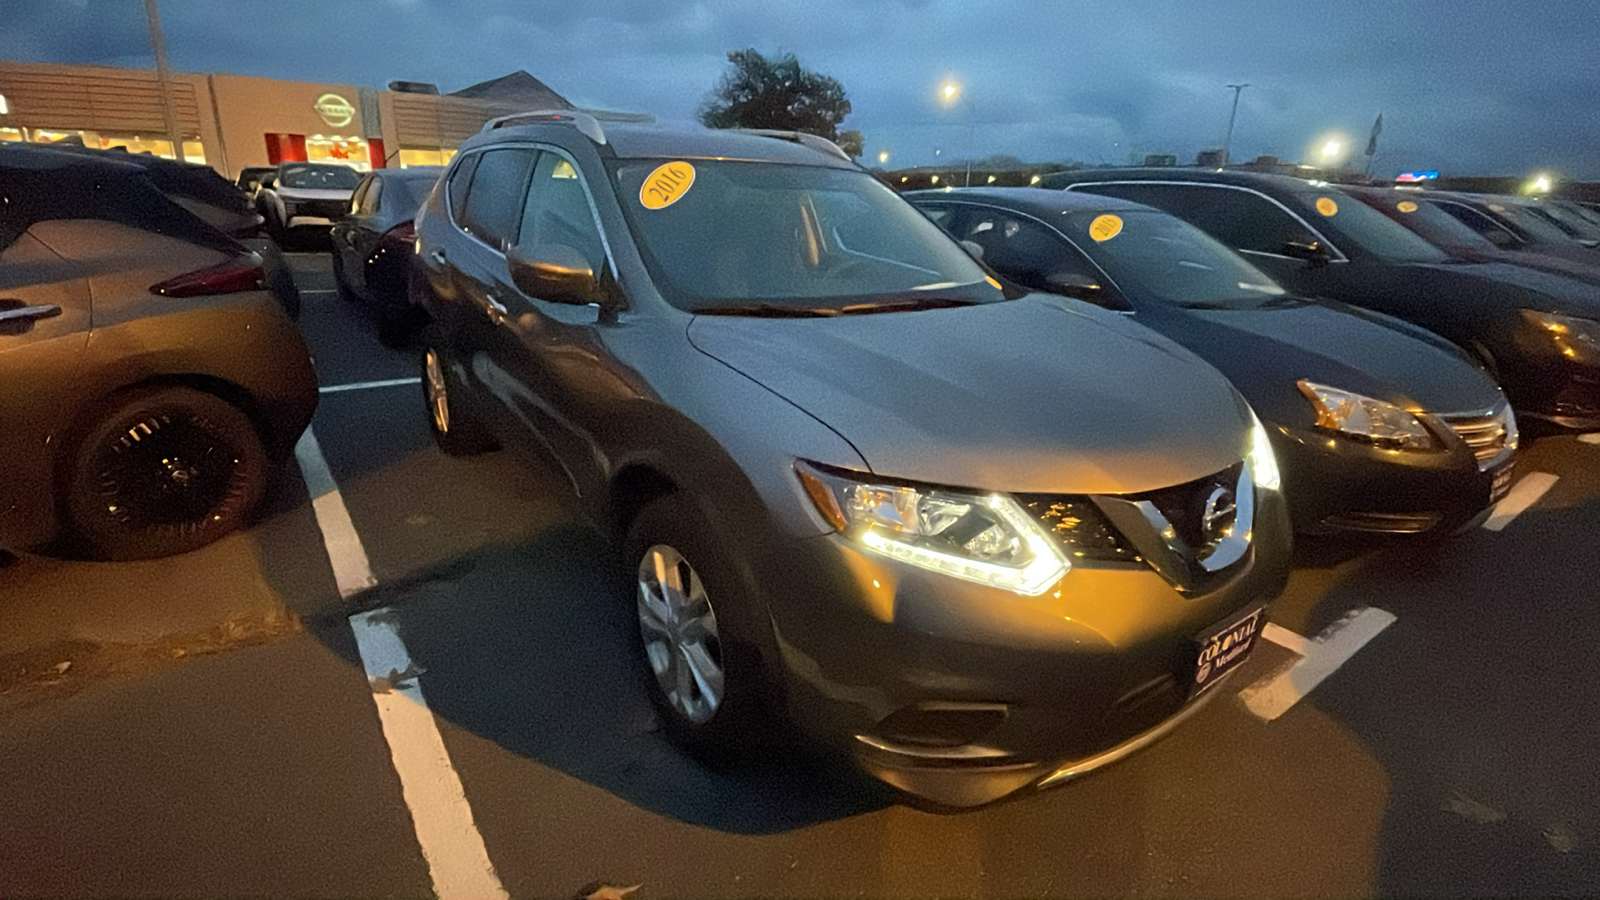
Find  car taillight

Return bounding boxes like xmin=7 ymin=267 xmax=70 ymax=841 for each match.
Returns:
xmin=150 ymin=260 xmax=265 ymax=297
xmin=382 ymin=221 xmax=417 ymax=248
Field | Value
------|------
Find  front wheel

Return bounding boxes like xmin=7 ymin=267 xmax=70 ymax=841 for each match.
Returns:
xmin=62 ymin=387 xmax=269 ymax=560
xmin=421 ymin=345 xmax=498 ymax=456
xmin=624 ymin=494 xmax=783 ymax=762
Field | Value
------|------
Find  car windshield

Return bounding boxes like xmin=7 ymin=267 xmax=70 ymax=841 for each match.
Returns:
xmin=1294 ymin=189 xmax=1452 ymax=263
xmin=279 ymin=163 xmax=361 ymax=190
xmin=1061 ymin=208 xmax=1288 ymax=309
xmin=1354 ymin=192 xmax=1499 ymax=252
xmin=611 ymin=159 xmax=1002 ymax=313
xmin=1526 ymin=201 xmax=1600 ymax=240
xmin=1478 ymin=198 xmax=1575 ymax=243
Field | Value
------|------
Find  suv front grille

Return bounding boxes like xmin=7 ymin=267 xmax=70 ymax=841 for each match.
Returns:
xmin=1439 ymin=404 xmax=1516 ymax=471
xmin=1016 ymin=496 xmax=1143 ymax=564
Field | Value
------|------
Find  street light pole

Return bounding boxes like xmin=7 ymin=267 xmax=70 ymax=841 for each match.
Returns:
xmin=142 ymin=0 xmax=183 ymax=161
xmin=1222 ymin=83 xmax=1249 ymax=166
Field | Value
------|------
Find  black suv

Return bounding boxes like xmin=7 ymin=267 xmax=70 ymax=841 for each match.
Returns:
xmin=1045 ymin=169 xmax=1600 ymax=430
xmin=411 ymin=114 xmax=1290 ymax=807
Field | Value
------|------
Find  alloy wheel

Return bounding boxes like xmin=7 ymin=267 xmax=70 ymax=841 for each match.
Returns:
xmin=636 ymin=544 xmax=725 ymax=724
xmin=423 ymin=348 xmax=450 ymax=434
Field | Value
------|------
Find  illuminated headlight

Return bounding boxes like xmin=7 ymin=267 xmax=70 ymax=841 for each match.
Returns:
xmin=1298 ymin=380 xmax=1436 ymax=450
xmin=1521 ymin=309 xmax=1600 ymax=354
xmin=1248 ymin=411 xmax=1282 ymax=491
xmin=796 ymin=462 xmax=1070 ymax=595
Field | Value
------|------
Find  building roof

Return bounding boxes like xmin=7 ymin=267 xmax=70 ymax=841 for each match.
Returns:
xmin=449 ymin=70 xmax=572 ymax=109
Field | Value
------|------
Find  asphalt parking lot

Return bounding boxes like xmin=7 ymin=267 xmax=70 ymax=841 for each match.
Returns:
xmin=2 ymin=251 xmax=1598 ymax=899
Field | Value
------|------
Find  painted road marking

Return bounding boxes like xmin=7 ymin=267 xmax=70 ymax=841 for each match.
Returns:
xmin=351 ymin=611 xmax=509 ymax=900
xmin=294 ymin=430 xmax=377 ymax=598
xmin=320 ymin=377 xmax=421 ymax=394
xmin=300 ymin=288 xmax=338 ymax=295
xmin=296 ymin=427 xmax=509 ymax=900
xmin=1579 ymin=433 xmax=1600 ymax=445
xmin=1240 ymin=606 xmax=1396 ymax=722
xmin=1482 ymin=472 xmax=1559 ymax=532
xmin=1261 ymin=622 xmax=1311 ymax=655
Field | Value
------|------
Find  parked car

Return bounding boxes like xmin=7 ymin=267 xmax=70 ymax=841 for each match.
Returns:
xmin=255 ymin=161 xmax=363 ymax=242
xmin=1422 ymin=191 xmax=1600 ymax=263
xmin=1046 ymin=169 xmax=1600 ymax=431
xmin=1344 ymin=186 xmax=1600 ymax=287
xmin=236 ymin=165 xmax=277 ymax=198
xmin=0 ymin=146 xmax=318 ymax=560
xmin=908 ymin=188 xmax=1517 ymax=536
xmin=330 ymin=166 xmax=443 ymax=343
xmin=413 ymin=114 xmax=1291 ymax=807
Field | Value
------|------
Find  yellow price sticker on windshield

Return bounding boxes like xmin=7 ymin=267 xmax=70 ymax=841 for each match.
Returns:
xmin=1396 ymin=200 xmax=1419 ymax=213
xmin=640 ymin=161 xmax=696 ymax=210
xmin=1088 ymin=214 xmax=1124 ymax=242
xmin=1315 ymin=197 xmax=1339 ymax=217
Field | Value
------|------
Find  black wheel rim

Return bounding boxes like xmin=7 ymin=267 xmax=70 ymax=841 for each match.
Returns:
xmin=94 ymin=411 xmax=249 ymax=535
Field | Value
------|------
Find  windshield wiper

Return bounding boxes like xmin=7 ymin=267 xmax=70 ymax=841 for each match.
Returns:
xmin=694 ymin=303 xmax=840 ymax=318
xmin=837 ymin=297 xmax=976 ymax=314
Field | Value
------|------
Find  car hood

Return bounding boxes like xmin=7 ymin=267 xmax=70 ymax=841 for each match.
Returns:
xmin=1145 ymin=301 xmax=1502 ymax=416
xmin=687 ymin=295 xmax=1250 ymax=495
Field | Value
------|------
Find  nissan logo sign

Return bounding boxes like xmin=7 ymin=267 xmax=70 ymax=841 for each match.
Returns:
xmin=314 ymin=93 xmax=356 ymax=128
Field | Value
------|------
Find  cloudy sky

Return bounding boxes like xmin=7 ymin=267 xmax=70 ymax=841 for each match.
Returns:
xmin=6 ymin=0 xmax=1600 ymax=178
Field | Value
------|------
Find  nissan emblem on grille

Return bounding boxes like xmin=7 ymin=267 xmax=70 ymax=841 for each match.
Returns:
xmin=1200 ymin=485 xmax=1238 ymax=547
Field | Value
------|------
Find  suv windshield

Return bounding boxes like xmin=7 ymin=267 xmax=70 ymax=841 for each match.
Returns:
xmin=1295 ymin=189 xmax=1451 ymax=264
xmin=611 ymin=160 xmax=1001 ymax=313
xmin=1062 ymin=209 xmax=1288 ymax=309
xmin=279 ymin=163 xmax=362 ymax=190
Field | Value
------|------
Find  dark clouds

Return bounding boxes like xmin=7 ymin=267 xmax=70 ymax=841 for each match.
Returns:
xmin=6 ymin=0 xmax=1600 ymax=177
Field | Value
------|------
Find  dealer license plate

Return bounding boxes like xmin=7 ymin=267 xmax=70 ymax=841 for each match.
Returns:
xmin=1193 ymin=607 xmax=1264 ymax=694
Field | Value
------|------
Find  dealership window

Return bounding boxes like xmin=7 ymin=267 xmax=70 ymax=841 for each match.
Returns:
xmin=21 ymin=128 xmax=204 ymax=164
xmin=306 ymin=134 xmax=370 ymax=171
xmin=0 ymin=127 xmax=24 ymax=143
xmin=397 ymin=147 xmax=458 ymax=168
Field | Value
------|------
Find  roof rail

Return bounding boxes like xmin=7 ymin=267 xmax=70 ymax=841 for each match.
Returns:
xmin=735 ymin=129 xmax=852 ymax=162
xmin=482 ymin=109 xmax=608 ymax=145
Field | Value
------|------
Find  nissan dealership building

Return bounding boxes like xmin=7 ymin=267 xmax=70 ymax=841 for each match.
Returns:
xmin=0 ymin=60 xmax=574 ymax=177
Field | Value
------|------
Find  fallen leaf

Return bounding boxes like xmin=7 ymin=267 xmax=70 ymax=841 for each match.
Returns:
xmin=51 ymin=661 xmax=72 ymax=675
xmin=1444 ymin=790 xmax=1506 ymax=825
xmin=578 ymin=882 xmax=642 ymax=900
xmin=1543 ymin=823 xmax=1576 ymax=854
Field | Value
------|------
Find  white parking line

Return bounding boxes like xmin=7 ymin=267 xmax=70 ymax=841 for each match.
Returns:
xmin=1482 ymin=472 xmax=1559 ymax=532
xmin=320 ymin=377 xmax=421 ymax=394
xmin=1261 ymin=622 xmax=1311 ymax=655
xmin=295 ymin=427 xmax=509 ymax=900
xmin=1239 ymin=607 xmax=1396 ymax=722
xmin=1579 ymin=433 xmax=1600 ymax=445
xmin=301 ymin=288 xmax=337 ymax=295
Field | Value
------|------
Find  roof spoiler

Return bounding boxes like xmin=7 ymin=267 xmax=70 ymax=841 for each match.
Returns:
xmin=734 ymin=129 xmax=852 ymax=162
xmin=481 ymin=108 xmax=657 ymax=145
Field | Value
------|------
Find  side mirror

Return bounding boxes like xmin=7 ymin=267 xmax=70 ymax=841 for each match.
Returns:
xmin=959 ymin=239 xmax=985 ymax=261
xmin=1283 ymin=240 xmax=1332 ymax=268
xmin=1043 ymin=270 xmax=1104 ymax=300
xmin=507 ymin=244 xmax=603 ymax=307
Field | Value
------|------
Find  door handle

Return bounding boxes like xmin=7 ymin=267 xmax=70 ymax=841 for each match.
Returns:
xmin=485 ymin=294 xmax=509 ymax=322
xmin=429 ymin=249 xmax=447 ymax=265
xmin=0 ymin=303 xmax=63 ymax=324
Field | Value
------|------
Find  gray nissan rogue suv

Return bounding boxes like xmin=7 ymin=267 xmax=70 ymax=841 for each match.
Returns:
xmin=411 ymin=112 xmax=1292 ymax=807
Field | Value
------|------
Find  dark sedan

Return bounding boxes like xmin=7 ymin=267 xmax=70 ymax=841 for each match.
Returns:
xmin=331 ymin=166 xmax=442 ymax=344
xmin=1423 ymin=191 xmax=1600 ymax=263
xmin=1045 ymin=169 xmax=1600 ymax=431
xmin=0 ymin=146 xmax=318 ymax=560
xmin=910 ymin=188 xmax=1516 ymax=536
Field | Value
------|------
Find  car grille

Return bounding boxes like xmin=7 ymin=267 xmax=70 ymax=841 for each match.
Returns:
xmin=1016 ymin=496 xmax=1143 ymax=564
xmin=1439 ymin=405 xmax=1516 ymax=471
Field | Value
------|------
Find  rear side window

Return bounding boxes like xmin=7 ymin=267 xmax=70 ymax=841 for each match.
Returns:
xmin=446 ymin=154 xmax=480 ymax=220
xmin=1075 ymin=183 xmax=1318 ymax=257
xmin=358 ymin=178 xmax=383 ymax=216
xmin=458 ymin=149 xmax=537 ymax=250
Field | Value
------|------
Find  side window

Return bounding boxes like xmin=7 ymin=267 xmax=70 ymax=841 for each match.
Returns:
xmin=348 ymin=178 xmax=370 ymax=217
xmin=1076 ymin=183 xmax=1316 ymax=256
xmin=1433 ymin=202 xmax=1519 ymax=243
xmin=358 ymin=178 xmax=383 ymax=216
xmin=459 ymin=148 xmax=538 ymax=251
xmin=516 ymin=153 xmax=605 ymax=272
xmin=446 ymin=154 xmax=481 ymax=224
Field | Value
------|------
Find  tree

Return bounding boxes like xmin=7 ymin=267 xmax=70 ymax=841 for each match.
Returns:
xmin=836 ymin=130 xmax=864 ymax=158
xmin=699 ymin=49 xmax=853 ymax=143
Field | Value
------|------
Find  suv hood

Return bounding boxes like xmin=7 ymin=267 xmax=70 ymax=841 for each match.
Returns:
xmin=688 ymin=296 xmax=1250 ymax=494
xmin=1148 ymin=301 xmax=1502 ymax=416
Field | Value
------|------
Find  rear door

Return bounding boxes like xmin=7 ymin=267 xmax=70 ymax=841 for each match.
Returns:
xmin=334 ymin=176 xmax=373 ymax=295
xmin=0 ymin=230 xmax=92 ymax=546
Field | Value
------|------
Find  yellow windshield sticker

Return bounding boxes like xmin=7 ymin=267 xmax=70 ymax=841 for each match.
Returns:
xmin=985 ymin=275 xmax=1003 ymax=291
xmin=1396 ymin=200 xmax=1419 ymax=213
xmin=1088 ymin=214 xmax=1124 ymax=242
xmin=640 ymin=161 xmax=696 ymax=210
xmin=1315 ymin=197 xmax=1339 ymax=217
xmin=1489 ymin=203 xmax=1506 ymax=213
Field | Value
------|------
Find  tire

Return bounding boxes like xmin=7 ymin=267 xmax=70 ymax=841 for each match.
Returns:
xmin=62 ymin=387 xmax=269 ymax=561
xmin=624 ymin=493 xmax=783 ymax=763
xmin=421 ymin=345 xmax=498 ymax=456
xmin=261 ymin=243 xmax=301 ymax=320
xmin=331 ymin=253 xmax=357 ymax=305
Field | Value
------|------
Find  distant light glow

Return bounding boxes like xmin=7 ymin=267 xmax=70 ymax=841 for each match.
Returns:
xmin=987 ymin=174 xmax=996 ymax=183
xmin=931 ymin=174 xmax=940 ymax=184
xmin=1029 ymin=174 xmax=1041 ymax=185
xmin=1528 ymin=173 xmax=1554 ymax=193
xmin=877 ymin=150 xmax=889 ymax=164
xmin=1321 ymin=140 xmax=1342 ymax=159
xmin=941 ymin=80 xmax=961 ymax=104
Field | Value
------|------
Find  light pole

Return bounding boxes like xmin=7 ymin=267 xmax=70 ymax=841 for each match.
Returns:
xmin=1222 ymin=83 xmax=1249 ymax=166
xmin=142 ymin=0 xmax=183 ymax=161
xmin=940 ymin=79 xmax=976 ymax=186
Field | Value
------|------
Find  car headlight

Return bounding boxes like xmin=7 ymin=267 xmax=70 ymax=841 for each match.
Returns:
xmin=1248 ymin=411 xmax=1282 ymax=491
xmin=795 ymin=462 xmax=1070 ymax=595
xmin=1521 ymin=309 xmax=1600 ymax=355
xmin=1297 ymin=380 xmax=1436 ymax=450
